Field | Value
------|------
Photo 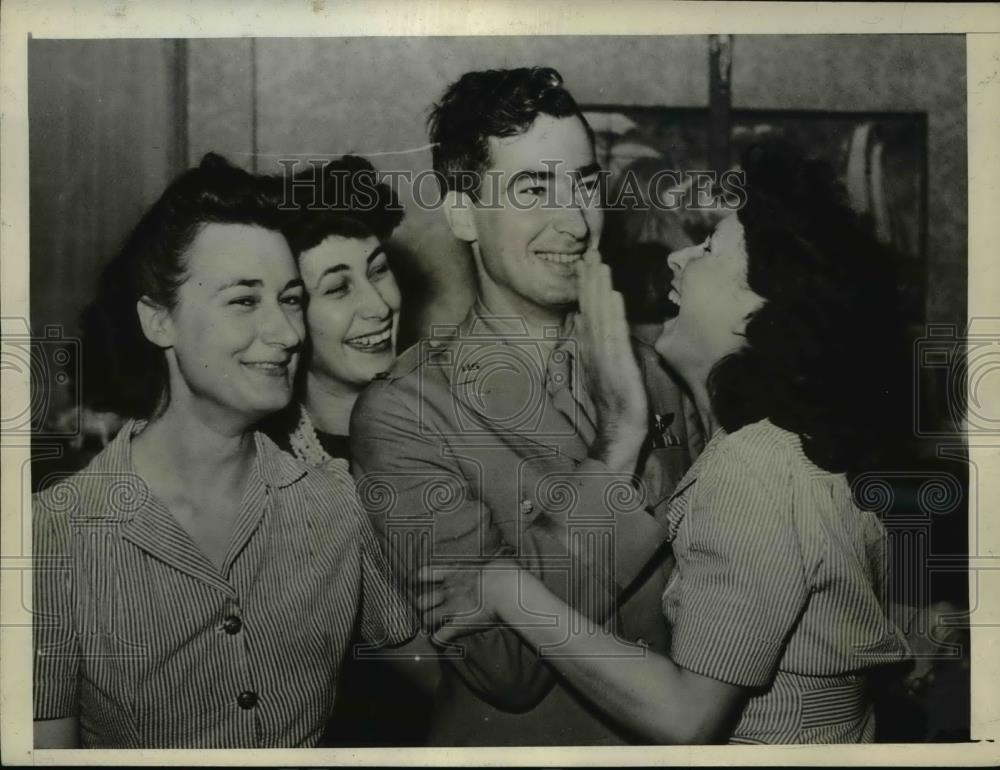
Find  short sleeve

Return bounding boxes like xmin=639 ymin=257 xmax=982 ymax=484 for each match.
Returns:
xmin=357 ymin=515 xmax=418 ymax=647
xmin=32 ymin=494 xmax=81 ymax=719
xmin=667 ymin=443 xmax=809 ymax=688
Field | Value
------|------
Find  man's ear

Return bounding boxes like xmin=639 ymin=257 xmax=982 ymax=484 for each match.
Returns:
xmin=136 ymin=296 xmax=175 ymax=348
xmin=442 ymin=191 xmax=478 ymax=244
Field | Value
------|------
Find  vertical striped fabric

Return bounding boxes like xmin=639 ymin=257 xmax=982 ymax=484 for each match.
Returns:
xmin=661 ymin=419 xmax=910 ymax=744
xmin=32 ymin=420 xmax=416 ymax=748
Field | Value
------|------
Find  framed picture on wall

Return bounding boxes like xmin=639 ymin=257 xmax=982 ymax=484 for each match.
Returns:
xmin=584 ymin=106 xmax=927 ymax=324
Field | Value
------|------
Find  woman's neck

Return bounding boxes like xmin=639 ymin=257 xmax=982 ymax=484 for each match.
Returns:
xmin=676 ymin=361 xmax=722 ymax=440
xmin=302 ymin=370 xmax=360 ymax=436
xmin=132 ymin=399 xmax=256 ymax=493
xmin=692 ymin=387 xmax=721 ymax=441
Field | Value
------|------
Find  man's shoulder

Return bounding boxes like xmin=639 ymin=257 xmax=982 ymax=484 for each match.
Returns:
xmin=362 ymin=329 xmax=462 ymax=394
xmin=351 ymin=332 xmax=463 ymax=439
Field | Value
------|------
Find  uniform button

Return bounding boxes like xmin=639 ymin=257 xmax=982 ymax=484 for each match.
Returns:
xmin=222 ymin=615 xmax=242 ymax=635
xmin=237 ymin=690 xmax=258 ymax=710
xmin=519 ymin=498 xmax=534 ymax=516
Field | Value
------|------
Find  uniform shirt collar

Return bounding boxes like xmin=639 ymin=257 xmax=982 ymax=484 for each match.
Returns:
xmin=468 ymin=295 xmax=576 ymax=341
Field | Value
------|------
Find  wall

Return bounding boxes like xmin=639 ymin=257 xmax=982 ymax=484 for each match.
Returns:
xmin=730 ymin=34 xmax=967 ymax=329
xmin=187 ymin=33 xmax=967 ymax=339
xmin=28 ymin=34 xmax=967 ymax=342
xmin=28 ymin=39 xmax=185 ymax=337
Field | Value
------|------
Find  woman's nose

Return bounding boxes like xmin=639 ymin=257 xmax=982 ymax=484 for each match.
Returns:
xmin=667 ymin=243 xmax=698 ymax=274
xmin=358 ymin=280 xmax=392 ymax=321
xmin=263 ymin=303 xmax=303 ymax=349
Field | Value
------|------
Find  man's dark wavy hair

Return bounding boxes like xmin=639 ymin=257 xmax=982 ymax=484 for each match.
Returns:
xmin=428 ymin=66 xmax=592 ymax=196
xmin=80 ymin=152 xmax=285 ymax=419
xmin=278 ymin=155 xmax=403 ymax=257
xmin=709 ymin=139 xmax=909 ymax=482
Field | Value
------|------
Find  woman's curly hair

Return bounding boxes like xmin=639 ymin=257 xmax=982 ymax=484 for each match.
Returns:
xmin=708 ymin=139 xmax=910 ymax=480
xmin=278 ymin=155 xmax=403 ymax=257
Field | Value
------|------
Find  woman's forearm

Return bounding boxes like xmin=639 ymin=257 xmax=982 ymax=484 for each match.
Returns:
xmin=34 ymin=717 xmax=80 ymax=748
xmin=495 ymin=570 xmax=744 ymax=744
xmin=386 ymin=631 xmax=443 ymax=695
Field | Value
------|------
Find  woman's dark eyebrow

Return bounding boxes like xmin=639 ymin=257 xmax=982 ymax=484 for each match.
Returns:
xmin=216 ymin=278 xmax=304 ymax=294
xmin=317 ymin=265 xmax=349 ymax=280
xmin=215 ymin=278 xmax=262 ymax=294
xmin=315 ymin=246 xmax=386 ymax=280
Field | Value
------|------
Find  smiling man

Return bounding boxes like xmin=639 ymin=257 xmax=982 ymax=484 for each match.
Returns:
xmin=350 ymin=67 xmax=691 ymax=745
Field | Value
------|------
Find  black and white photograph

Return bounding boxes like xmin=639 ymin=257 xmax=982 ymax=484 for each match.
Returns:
xmin=1 ymin=1 xmax=998 ymax=764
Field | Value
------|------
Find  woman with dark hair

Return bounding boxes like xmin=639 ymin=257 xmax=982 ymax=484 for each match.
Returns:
xmin=264 ymin=156 xmax=438 ymax=746
xmin=32 ymin=153 xmax=415 ymax=748
xmin=417 ymin=140 xmax=912 ymax=744
xmin=266 ymin=156 xmax=404 ymax=466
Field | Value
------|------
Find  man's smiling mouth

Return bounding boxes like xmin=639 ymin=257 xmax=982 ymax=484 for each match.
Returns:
xmin=533 ymin=250 xmax=584 ymax=265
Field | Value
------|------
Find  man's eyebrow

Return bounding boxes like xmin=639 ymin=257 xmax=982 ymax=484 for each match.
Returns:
xmin=573 ymin=163 xmax=602 ymax=179
xmin=282 ymin=278 xmax=305 ymax=292
xmin=506 ymin=169 xmax=555 ymax=192
xmin=366 ymin=245 xmax=387 ymax=264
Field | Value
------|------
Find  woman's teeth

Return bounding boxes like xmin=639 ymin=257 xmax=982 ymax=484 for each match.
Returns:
xmin=244 ymin=361 xmax=288 ymax=376
xmin=535 ymin=251 xmax=582 ymax=264
xmin=346 ymin=328 xmax=392 ymax=350
xmin=668 ymin=288 xmax=681 ymax=306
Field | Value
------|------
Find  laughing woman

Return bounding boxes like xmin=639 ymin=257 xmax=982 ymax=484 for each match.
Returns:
xmin=32 ymin=154 xmax=415 ymax=749
xmin=265 ymin=156 xmax=438 ymax=746
xmin=268 ymin=156 xmax=403 ymax=467
xmin=418 ymin=141 xmax=912 ymax=744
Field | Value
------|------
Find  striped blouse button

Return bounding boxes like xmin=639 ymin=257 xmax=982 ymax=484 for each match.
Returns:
xmin=222 ymin=615 xmax=243 ymax=635
xmin=237 ymin=690 xmax=258 ymax=710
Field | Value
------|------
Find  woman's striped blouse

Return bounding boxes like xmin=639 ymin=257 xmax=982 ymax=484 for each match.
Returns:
xmin=32 ymin=420 xmax=416 ymax=748
xmin=662 ymin=419 xmax=910 ymax=743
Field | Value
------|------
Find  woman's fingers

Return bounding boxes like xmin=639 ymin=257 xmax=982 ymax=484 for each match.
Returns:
xmin=414 ymin=562 xmax=510 ymax=642
xmin=430 ymin=621 xmax=464 ymax=645
xmin=416 ymin=586 xmax=454 ymax=634
xmin=416 ymin=564 xmax=442 ymax=584
xmin=415 ymin=588 xmax=445 ymax=611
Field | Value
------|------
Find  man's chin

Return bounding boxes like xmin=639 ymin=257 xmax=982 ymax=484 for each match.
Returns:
xmin=540 ymin=291 xmax=579 ymax=312
xmin=533 ymin=276 xmax=579 ymax=307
